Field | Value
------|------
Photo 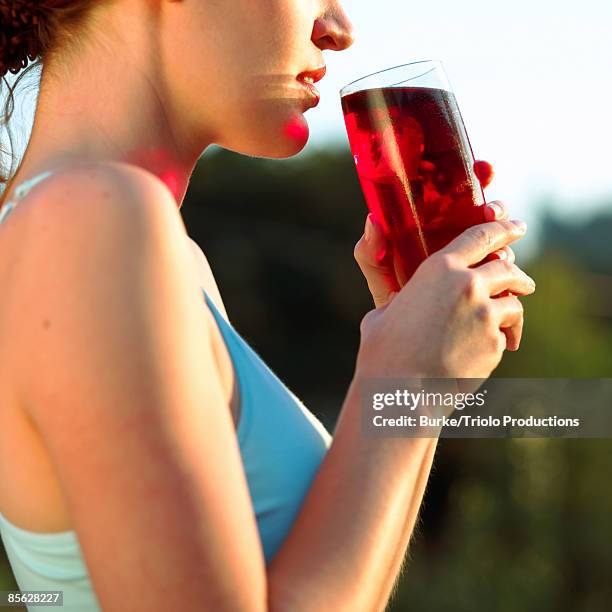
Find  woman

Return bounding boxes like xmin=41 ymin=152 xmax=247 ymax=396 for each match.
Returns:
xmin=0 ymin=1 xmax=536 ymax=610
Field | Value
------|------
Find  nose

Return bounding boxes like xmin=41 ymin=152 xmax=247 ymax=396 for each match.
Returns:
xmin=312 ymin=3 xmax=356 ymax=52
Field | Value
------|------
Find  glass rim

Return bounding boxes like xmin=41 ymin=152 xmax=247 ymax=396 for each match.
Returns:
xmin=339 ymin=58 xmax=444 ymax=97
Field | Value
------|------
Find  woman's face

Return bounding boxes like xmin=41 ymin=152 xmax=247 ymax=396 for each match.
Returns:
xmin=164 ymin=0 xmax=355 ymax=158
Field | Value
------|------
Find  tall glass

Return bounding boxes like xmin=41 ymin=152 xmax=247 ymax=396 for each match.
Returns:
xmin=340 ymin=60 xmax=487 ymax=287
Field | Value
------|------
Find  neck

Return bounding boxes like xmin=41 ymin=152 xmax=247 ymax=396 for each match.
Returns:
xmin=4 ymin=7 xmax=213 ymax=210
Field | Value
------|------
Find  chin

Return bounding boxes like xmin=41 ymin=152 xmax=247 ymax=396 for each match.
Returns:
xmin=216 ymin=105 xmax=311 ymax=159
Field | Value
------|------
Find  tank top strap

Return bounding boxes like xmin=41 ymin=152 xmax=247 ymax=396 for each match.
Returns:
xmin=0 ymin=170 xmax=56 ymax=225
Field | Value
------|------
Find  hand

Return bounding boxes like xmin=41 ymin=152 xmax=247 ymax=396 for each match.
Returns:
xmin=355 ymin=219 xmax=536 ymax=385
xmin=474 ymin=160 xmax=516 ymax=266
xmin=354 ymin=160 xmax=521 ymax=348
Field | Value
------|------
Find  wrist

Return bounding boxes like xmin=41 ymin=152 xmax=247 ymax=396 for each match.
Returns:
xmin=352 ymin=352 xmax=426 ymax=382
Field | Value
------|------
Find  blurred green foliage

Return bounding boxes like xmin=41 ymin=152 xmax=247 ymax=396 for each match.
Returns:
xmin=2 ymin=147 xmax=611 ymax=611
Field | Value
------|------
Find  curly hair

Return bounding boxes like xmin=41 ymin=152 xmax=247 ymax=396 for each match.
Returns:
xmin=0 ymin=1 xmax=96 ymax=195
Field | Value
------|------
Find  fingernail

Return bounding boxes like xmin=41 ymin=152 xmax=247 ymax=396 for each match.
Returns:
xmin=496 ymin=249 xmax=507 ymax=260
xmin=365 ymin=213 xmax=373 ymax=241
xmin=510 ymin=219 xmax=527 ymax=232
xmin=489 ymin=202 xmax=503 ymax=218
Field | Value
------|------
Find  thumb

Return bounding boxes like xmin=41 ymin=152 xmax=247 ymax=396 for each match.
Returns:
xmin=354 ymin=214 xmax=401 ymax=309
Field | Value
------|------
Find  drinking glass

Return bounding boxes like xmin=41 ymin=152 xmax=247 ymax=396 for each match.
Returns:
xmin=340 ymin=60 xmax=487 ymax=287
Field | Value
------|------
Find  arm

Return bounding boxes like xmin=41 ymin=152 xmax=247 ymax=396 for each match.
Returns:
xmin=372 ymin=437 xmax=438 ymax=612
xmin=266 ymin=194 xmax=527 ymax=610
xmin=11 ymin=165 xmax=268 ymax=611
xmin=266 ymin=378 xmax=439 ymax=612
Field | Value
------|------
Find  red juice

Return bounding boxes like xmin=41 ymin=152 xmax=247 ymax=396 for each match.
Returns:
xmin=342 ymin=86 xmax=487 ymax=286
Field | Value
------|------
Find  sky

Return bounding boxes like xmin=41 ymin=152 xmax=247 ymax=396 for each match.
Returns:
xmin=4 ymin=0 xmax=611 ymax=260
xmin=300 ymin=0 xmax=612 ymax=258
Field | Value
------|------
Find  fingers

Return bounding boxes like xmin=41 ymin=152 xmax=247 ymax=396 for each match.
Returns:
xmin=472 ymin=245 xmax=515 ymax=269
xmin=354 ymin=214 xmax=400 ymax=309
xmin=470 ymin=202 xmax=515 ymax=265
xmin=489 ymin=245 xmax=515 ymax=264
xmin=483 ymin=202 xmax=515 ymax=264
xmin=490 ymin=295 xmax=524 ymax=351
xmin=484 ymin=200 xmax=509 ymax=222
xmin=475 ymin=258 xmax=536 ymax=297
xmin=439 ymin=219 xmax=528 ymax=267
xmin=474 ymin=160 xmax=495 ymax=189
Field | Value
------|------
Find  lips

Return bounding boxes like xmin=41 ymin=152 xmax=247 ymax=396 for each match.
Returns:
xmin=298 ymin=65 xmax=327 ymax=84
xmin=297 ymin=65 xmax=326 ymax=107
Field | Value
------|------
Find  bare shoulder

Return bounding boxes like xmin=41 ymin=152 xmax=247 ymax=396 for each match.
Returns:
xmin=12 ymin=161 xmax=181 ymax=233
xmin=3 ymin=160 xmax=190 ymax=317
xmin=3 ymin=161 xmax=203 ymax=415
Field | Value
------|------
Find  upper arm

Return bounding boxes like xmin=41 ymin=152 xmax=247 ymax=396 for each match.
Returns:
xmin=11 ymin=165 xmax=267 ymax=611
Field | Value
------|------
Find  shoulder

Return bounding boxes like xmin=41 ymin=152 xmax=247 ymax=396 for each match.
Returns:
xmin=3 ymin=162 xmax=202 ymax=382
xmin=15 ymin=161 xmax=180 ymax=231
xmin=3 ymin=161 xmax=188 ymax=282
xmin=6 ymin=161 xmax=196 ymax=300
